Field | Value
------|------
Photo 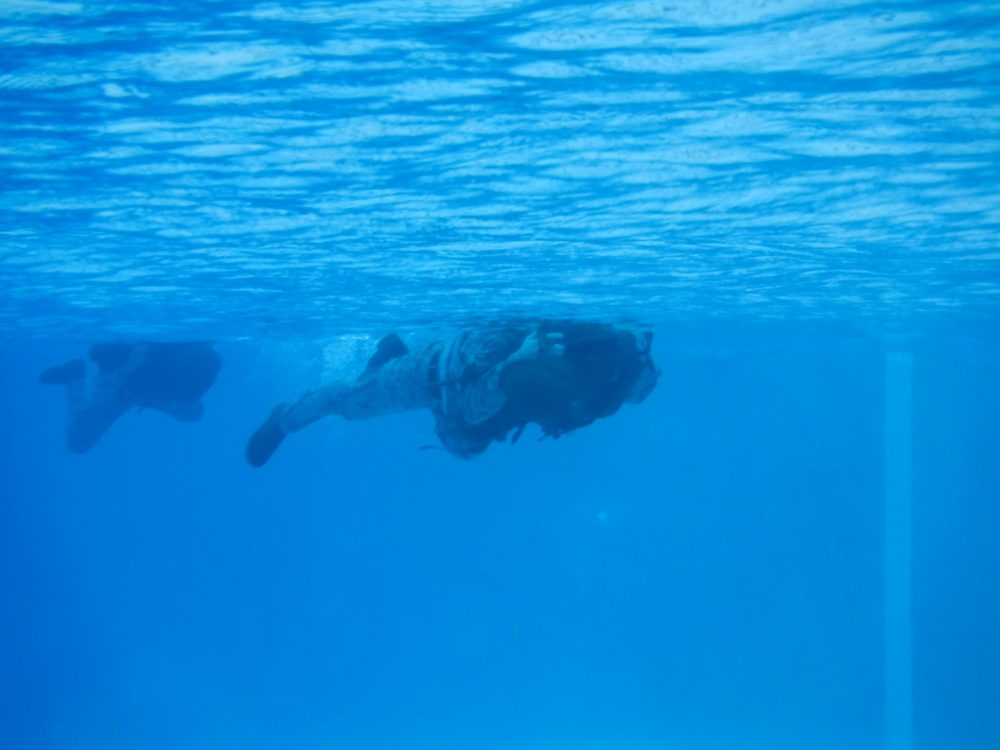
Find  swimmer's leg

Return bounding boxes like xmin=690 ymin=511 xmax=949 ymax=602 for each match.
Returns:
xmin=245 ymin=343 xmax=440 ymax=467
xmin=67 ymin=372 xmax=133 ymax=454
xmin=281 ymin=383 xmax=350 ymax=433
xmin=41 ymin=358 xmax=129 ymax=454
xmin=245 ymin=383 xmax=349 ymax=467
xmin=245 ymin=403 xmax=290 ymax=467
xmin=41 ymin=365 xmax=129 ymax=454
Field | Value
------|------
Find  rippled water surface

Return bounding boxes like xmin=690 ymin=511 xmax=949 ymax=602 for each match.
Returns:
xmin=2 ymin=0 xmax=998 ymax=338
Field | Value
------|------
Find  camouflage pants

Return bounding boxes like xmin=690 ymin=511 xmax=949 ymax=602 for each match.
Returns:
xmin=279 ymin=327 xmax=530 ymax=436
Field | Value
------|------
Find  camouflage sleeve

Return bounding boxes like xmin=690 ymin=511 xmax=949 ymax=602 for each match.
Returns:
xmin=442 ymin=327 xmax=529 ymax=425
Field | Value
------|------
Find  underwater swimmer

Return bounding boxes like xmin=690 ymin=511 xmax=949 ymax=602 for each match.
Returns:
xmin=246 ymin=320 xmax=659 ymax=466
xmin=40 ymin=341 xmax=222 ymax=454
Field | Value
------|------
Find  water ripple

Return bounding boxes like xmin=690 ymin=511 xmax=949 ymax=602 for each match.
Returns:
xmin=1 ymin=0 xmax=998 ymax=339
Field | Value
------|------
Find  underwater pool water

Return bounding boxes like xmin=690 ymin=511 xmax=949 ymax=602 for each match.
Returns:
xmin=1 ymin=1 xmax=998 ymax=749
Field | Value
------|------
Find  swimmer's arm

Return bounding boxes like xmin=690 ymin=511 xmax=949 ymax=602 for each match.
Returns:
xmin=459 ymin=329 xmax=567 ymax=425
xmin=470 ymin=330 xmax=566 ymax=413
xmin=462 ymin=330 xmax=565 ymax=422
xmin=492 ymin=329 xmax=565 ymax=379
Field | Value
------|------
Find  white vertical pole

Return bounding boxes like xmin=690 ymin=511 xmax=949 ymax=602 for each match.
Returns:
xmin=884 ymin=351 xmax=913 ymax=750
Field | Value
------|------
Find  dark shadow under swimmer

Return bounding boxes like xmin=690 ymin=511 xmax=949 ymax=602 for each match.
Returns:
xmin=246 ymin=320 xmax=660 ymax=467
xmin=40 ymin=341 xmax=222 ymax=454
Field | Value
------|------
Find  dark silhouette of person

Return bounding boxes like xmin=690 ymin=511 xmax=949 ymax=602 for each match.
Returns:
xmin=246 ymin=320 xmax=659 ymax=467
xmin=39 ymin=341 xmax=222 ymax=454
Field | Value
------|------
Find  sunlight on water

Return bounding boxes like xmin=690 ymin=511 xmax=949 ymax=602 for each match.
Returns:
xmin=1 ymin=0 xmax=998 ymax=339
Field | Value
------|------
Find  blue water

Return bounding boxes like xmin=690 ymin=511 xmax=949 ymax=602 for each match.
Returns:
xmin=2 ymin=1 xmax=999 ymax=748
